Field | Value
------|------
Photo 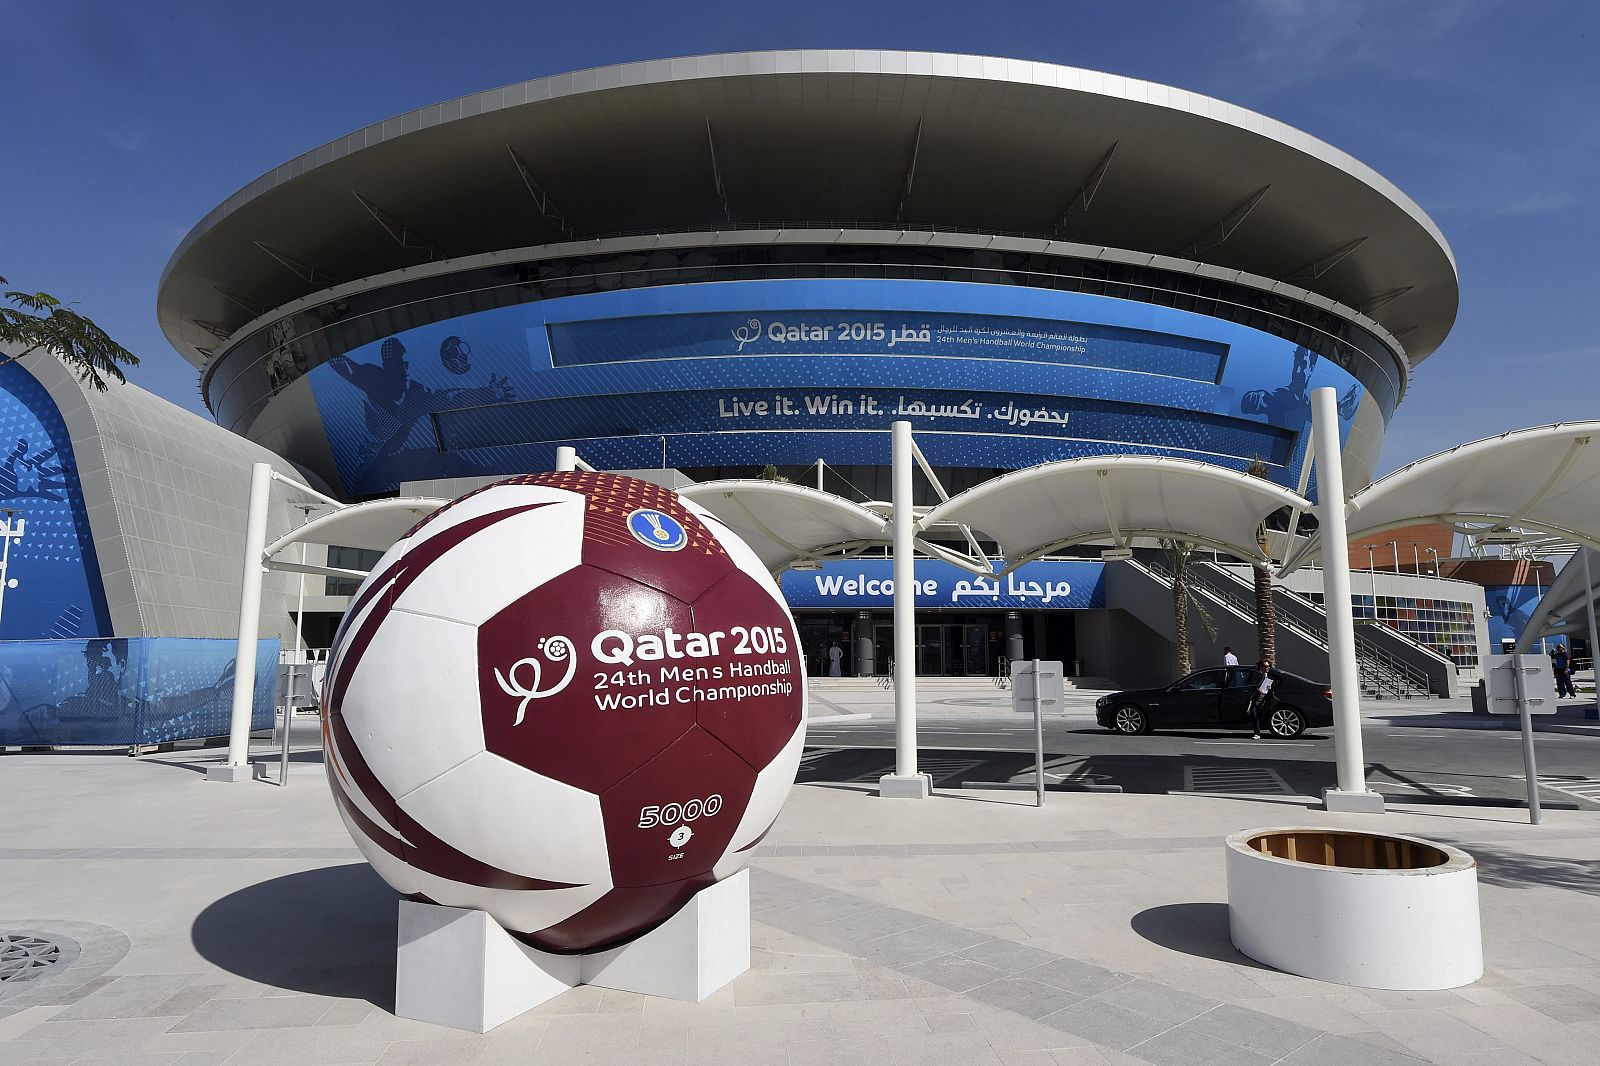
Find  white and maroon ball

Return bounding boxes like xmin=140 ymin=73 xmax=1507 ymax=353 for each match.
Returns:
xmin=321 ymin=472 xmax=806 ymax=953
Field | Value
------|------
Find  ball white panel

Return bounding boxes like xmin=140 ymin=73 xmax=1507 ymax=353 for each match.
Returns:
xmin=339 ymin=610 xmax=486 ymax=798
xmin=393 ymin=495 xmax=586 ymax=627
xmin=397 ymin=751 xmax=613 ymax=887
xmin=713 ymin=723 xmax=805 ymax=880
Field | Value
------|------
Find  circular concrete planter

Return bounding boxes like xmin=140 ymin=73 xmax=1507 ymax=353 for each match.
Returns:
xmin=1226 ymin=828 xmax=1482 ymax=990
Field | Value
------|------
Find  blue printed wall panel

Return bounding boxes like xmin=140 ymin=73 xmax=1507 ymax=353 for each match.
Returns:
xmin=0 ymin=362 xmax=111 ymax=639
xmin=306 ymin=280 xmax=1365 ymax=499
xmin=0 ymin=637 xmax=278 ymax=746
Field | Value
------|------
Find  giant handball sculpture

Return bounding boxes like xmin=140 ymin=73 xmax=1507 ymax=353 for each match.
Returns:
xmin=321 ymin=472 xmax=806 ymax=952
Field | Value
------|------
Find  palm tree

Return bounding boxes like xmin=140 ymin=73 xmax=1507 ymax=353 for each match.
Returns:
xmin=0 ymin=276 xmax=138 ymax=391
xmin=1246 ymin=458 xmax=1278 ymax=666
xmin=1161 ymin=539 xmax=1216 ymax=676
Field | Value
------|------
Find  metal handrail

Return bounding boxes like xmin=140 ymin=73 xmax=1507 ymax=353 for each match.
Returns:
xmin=1140 ymin=556 xmax=1432 ymax=698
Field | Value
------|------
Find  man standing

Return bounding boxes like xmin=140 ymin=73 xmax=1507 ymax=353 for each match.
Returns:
xmin=1223 ymin=647 xmax=1239 ymax=667
xmin=1247 ymin=660 xmax=1276 ymax=739
xmin=1553 ymin=645 xmax=1576 ymax=699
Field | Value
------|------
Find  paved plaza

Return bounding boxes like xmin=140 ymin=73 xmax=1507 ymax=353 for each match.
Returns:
xmin=2 ymin=700 xmax=1599 ymax=1065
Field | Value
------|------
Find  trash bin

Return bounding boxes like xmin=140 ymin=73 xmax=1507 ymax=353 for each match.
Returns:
xmin=1072 ymin=658 xmax=1083 ymax=677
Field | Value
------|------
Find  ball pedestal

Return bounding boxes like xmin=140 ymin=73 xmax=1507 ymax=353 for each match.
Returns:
xmin=395 ymin=870 xmax=751 ymax=1033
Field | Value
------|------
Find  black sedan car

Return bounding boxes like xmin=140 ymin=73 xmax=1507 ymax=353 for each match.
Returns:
xmin=1094 ymin=666 xmax=1334 ymax=738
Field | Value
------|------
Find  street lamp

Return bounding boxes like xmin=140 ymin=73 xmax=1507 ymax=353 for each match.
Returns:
xmin=1411 ymin=542 xmax=1421 ymax=575
xmin=1389 ymin=540 xmax=1401 ymax=575
xmin=0 ymin=508 xmax=26 ymax=633
xmin=1426 ymin=547 xmax=1440 ymax=578
xmin=1364 ymin=544 xmax=1378 ymax=619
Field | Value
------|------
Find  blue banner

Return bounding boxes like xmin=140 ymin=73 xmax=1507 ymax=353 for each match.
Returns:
xmin=549 ymin=309 xmax=1225 ymax=381
xmin=780 ymin=559 xmax=1105 ymax=610
xmin=0 ymin=637 xmax=279 ymax=746
xmin=307 ymin=278 xmax=1365 ymax=498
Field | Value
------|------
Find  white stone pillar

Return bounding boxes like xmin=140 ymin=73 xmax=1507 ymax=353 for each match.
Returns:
xmin=880 ymin=421 xmax=930 ymax=798
xmin=213 ymin=461 xmax=273 ymax=782
xmin=1312 ymin=389 xmax=1382 ymax=813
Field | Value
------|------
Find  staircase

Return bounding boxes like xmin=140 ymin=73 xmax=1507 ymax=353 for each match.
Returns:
xmin=1133 ymin=555 xmax=1442 ymax=699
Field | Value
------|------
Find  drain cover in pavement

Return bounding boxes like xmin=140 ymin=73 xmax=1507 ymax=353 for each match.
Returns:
xmin=0 ymin=934 xmax=63 ymax=983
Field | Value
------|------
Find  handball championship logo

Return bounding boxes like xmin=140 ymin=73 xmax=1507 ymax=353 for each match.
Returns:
xmin=627 ymin=508 xmax=688 ymax=552
xmin=731 ymin=318 xmax=761 ymax=352
xmin=493 ymin=635 xmax=578 ymax=725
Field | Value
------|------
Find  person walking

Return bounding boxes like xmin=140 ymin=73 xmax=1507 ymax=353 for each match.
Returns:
xmin=1247 ymin=660 xmax=1276 ymax=739
xmin=1553 ymin=645 xmax=1576 ymax=698
xmin=1222 ymin=647 xmax=1239 ymax=667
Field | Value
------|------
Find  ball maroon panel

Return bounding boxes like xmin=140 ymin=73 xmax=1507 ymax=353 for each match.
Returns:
xmin=689 ymin=570 xmax=805 ymax=770
xmin=540 ymin=471 xmax=738 ymax=603
xmin=477 ymin=565 xmax=697 ymax=795
xmin=598 ymin=726 xmax=757 ymax=888
xmin=515 ymin=874 xmax=716 ymax=955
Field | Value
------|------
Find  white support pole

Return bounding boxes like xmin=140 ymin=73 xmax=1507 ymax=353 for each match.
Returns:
xmin=1585 ymin=550 xmax=1600 ymax=721
xmin=215 ymin=461 xmax=273 ymax=781
xmin=880 ymin=421 xmax=930 ymax=798
xmin=1311 ymin=389 xmax=1382 ymax=813
xmin=555 ymin=446 xmax=577 ymax=473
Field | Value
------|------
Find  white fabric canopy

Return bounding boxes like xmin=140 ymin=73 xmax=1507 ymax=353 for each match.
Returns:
xmin=919 ymin=455 xmax=1310 ymax=571
xmin=262 ymin=496 xmax=449 ymax=558
xmin=1284 ymin=422 xmax=1600 ymax=572
xmin=678 ymin=480 xmax=891 ymax=572
xmin=1518 ymin=547 xmax=1600 ymax=650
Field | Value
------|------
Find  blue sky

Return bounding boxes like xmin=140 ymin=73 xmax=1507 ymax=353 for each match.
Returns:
xmin=4 ymin=0 xmax=1596 ymax=474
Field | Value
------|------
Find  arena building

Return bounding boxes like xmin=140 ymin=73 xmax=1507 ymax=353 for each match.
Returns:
xmin=144 ymin=50 xmax=1470 ymax=680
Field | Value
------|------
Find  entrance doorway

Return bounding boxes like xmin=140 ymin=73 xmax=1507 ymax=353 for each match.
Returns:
xmin=875 ymin=622 xmax=991 ymax=676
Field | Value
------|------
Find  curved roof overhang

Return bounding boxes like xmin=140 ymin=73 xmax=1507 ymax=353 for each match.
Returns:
xmin=1283 ymin=423 xmax=1600 ymax=573
xmin=1519 ymin=547 xmax=1599 ymax=649
xmin=679 ymin=480 xmax=893 ymax=572
xmin=920 ymin=455 xmax=1310 ymax=571
xmin=193 ymin=227 xmax=1411 ymax=411
xmin=262 ymin=497 xmax=448 ymax=575
xmin=160 ymin=49 xmax=1457 ymax=369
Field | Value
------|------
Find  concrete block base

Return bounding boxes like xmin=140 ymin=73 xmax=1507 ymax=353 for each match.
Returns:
xmin=204 ymin=763 xmax=252 ymax=783
xmin=1322 ymin=788 xmax=1386 ymax=814
xmin=878 ymin=773 xmax=933 ymax=799
xmin=395 ymin=870 xmax=751 ymax=1032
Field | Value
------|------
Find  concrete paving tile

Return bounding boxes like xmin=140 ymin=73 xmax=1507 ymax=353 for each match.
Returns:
xmin=1229 ymin=994 xmax=1380 ymax=1037
xmin=1278 ymin=1032 xmax=1429 ymax=1065
xmin=1023 ymin=957 xmax=1132 ymax=998
xmin=139 ymin=1029 xmax=253 ymax=1055
xmin=1178 ymin=1001 xmax=1320 ymax=1058
xmin=1490 ymin=939 xmax=1600 ymax=969
xmin=968 ymin=977 xmax=1085 ymax=1020
xmin=1147 ymin=965 xmax=1269 ymax=1002
xmin=1127 ymin=1025 xmax=1275 ymax=1066
xmin=314 ymin=1000 xmax=376 ymax=1027
xmin=0 ymin=1004 xmax=66 ymax=1040
xmin=1502 ymin=982 xmax=1600 ymax=1022
xmin=170 ymin=995 xmax=334 ymax=1032
xmin=1353 ymin=986 xmax=1472 ymax=1012
xmin=968 ymin=1011 xmax=1095 ymax=1052
xmin=901 ymin=954 xmax=1008 ymax=993
xmin=1091 ymin=978 xmax=1214 ymax=1025
xmin=1452 ymin=1048 xmax=1548 ymax=1066
xmin=956 ymin=939 xmax=1060 ymax=975
xmin=0 ymin=1017 xmax=176 ymax=1056
xmin=1363 ymin=1008 xmax=1503 ymax=1061
xmin=1036 ymin=999 xmax=1171 ymax=1051
xmin=374 ymin=1037 xmax=486 ymax=1064
xmin=730 ymin=972 xmax=865 ymax=1007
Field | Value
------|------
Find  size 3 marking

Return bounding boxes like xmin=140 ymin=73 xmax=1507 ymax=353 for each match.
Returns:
xmin=638 ymin=795 xmax=723 ymax=827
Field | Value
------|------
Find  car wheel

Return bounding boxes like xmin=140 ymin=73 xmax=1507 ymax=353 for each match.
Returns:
xmin=1112 ymin=705 xmax=1148 ymax=735
xmin=1268 ymin=706 xmax=1306 ymax=738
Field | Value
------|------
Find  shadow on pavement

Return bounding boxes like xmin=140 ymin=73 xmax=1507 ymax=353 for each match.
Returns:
xmin=1466 ymin=845 xmax=1600 ymax=896
xmin=192 ymin=863 xmax=397 ymax=1008
xmin=1129 ymin=902 xmax=1272 ymax=969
